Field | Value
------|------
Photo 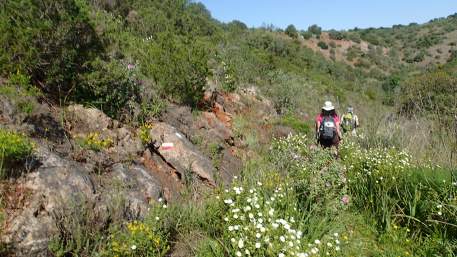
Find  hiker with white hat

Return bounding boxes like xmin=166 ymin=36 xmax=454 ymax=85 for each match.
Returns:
xmin=315 ymin=101 xmax=342 ymax=148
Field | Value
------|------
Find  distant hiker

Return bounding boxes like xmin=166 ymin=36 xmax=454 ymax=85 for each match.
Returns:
xmin=341 ymin=106 xmax=359 ymax=135
xmin=315 ymin=101 xmax=342 ymax=148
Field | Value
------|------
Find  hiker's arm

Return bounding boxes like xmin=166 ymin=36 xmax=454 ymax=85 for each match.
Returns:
xmin=336 ymin=121 xmax=342 ymax=139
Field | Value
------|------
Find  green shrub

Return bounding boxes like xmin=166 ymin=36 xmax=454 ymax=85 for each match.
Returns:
xmin=0 ymin=0 xmax=102 ymax=96
xmin=301 ymin=31 xmax=312 ymax=40
xmin=149 ymin=33 xmax=209 ymax=106
xmin=399 ymin=69 xmax=457 ymax=124
xmin=76 ymin=132 xmax=113 ymax=152
xmin=0 ymin=129 xmax=34 ymax=178
xmin=276 ymin=114 xmax=311 ymax=135
xmin=317 ymin=41 xmax=328 ymax=50
xmin=340 ymin=141 xmax=457 ymax=239
xmin=328 ymin=30 xmax=344 ymax=40
xmin=103 ymin=218 xmax=169 ymax=256
xmin=77 ymin=58 xmax=141 ymax=118
xmin=308 ymin=24 xmax=322 ymax=37
xmin=0 ymin=74 xmax=40 ymax=115
xmin=285 ymin=24 xmax=298 ymax=38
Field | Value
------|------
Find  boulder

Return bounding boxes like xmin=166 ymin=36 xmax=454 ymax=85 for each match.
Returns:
xmin=25 ymin=113 xmax=67 ymax=144
xmin=66 ymin=105 xmax=114 ymax=134
xmin=2 ymin=164 xmax=95 ymax=256
xmin=106 ymin=163 xmax=163 ymax=216
xmin=108 ymin=127 xmax=144 ymax=163
xmin=142 ymin=150 xmax=182 ymax=202
xmin=200 ymin=112 xmax=234 ymax=145
xmin=0 ymin=95 xmax=19 ymax=124
xmin=218 ymin=148 xmax=243 ymax=185
xmin=148 ymin=123 xmax=216 ymax=186
xmin=160 ymin=104 xmax=194 ymax=138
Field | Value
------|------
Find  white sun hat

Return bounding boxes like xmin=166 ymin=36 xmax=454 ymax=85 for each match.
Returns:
xmin=322 ymin=101 xmax=335 ymax=111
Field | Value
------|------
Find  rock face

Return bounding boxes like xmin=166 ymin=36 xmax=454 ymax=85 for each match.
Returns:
xmin=2 ymin=146 xmax=164 ymax=256
xmin=66 ymin=105 xmax=114 ymax=133
xmin=149 ymin=122 xmax=216 ymax=186
xmin=3 ymin=160 xmax=95 ymax=256
xmin=0 ymin=87 xmax=281 ymax=256
xmin=65 ymin=104 xmax=144 ymax=165
xmin=108 ymin=163 xmax=162 ymax=216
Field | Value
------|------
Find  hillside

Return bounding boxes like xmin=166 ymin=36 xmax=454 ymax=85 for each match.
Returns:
xmin=0 ymin=0 xmax=456 ymax=256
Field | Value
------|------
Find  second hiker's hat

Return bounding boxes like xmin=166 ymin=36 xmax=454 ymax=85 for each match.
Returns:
xmin=347 ymin=107 xmax=354 ymax=113
xmin=322 ymin=101 xmax=335 ymax=111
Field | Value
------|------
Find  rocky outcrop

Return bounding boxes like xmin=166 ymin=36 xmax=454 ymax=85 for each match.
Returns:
xmin=2 ymin=145 xmax=165 ymax=256
xmin=105 ymin=163 xmax=163 ymax=216
xmin=149 ymin=122 xmax=216 ymax=186
xmin=2 ymin=161 xmax=95 ymax=256
xmin=0 ymin=87 xmax=280 ymax=255
xmin=65 ymin=104 xmax=144 ymax=165
xmin=65 ymin=105 xmax=115 ymax=134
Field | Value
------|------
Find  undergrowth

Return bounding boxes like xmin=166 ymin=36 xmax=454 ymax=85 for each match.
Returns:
xmin=48 ymin=134 xmax=457 ymax=256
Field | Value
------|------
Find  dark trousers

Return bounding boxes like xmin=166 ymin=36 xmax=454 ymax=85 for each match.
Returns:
xmin=318 ymin=136 xmax=340 ymax=148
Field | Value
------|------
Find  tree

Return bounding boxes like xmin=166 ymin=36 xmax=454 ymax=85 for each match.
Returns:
xmin=308 ymin=24 xmax=322 ymax=37
xmin=0 ymin=0 xmax=103 ymax=97
xmin=285 ymin=24 xmax=298 ymax=38
xmin=301 ymin=31 xmax=312 ymax=40
xmin=317 ymin=41 xmax=328 ymax=50
xmin=328 ymin=30 xmax=344 ymax=40
xmin=227 ymin=20 xmax=248 ymax=32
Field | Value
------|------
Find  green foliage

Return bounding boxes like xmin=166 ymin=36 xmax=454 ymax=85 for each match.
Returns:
xmin=301 ymin=31 xmax=312 ymax=40
xmin=0 ymin=129 xmax=34 ymax=178
xmin=276 ymin=114 xmax=311 ymax=135
xmin=226 ymin=20 xmax=248 ymax=32
xmin=49 ymin=193 xmax=130 ymax=257
xmin=317 ymin=41 xmax=328 ymax=50
xmin=308 ymin=24 xmax=322 ymax=36
xmin=340 ymin=141 xmax=457 ymax=249
xmin=78 ymin=58 xmax=140 ymax=118
xmin=137 ymin=99 xmax=166 ymax=124
xmin=1 ymin=74 xmax=40 ymax=115
xmin=102 ymin=210 xmax=170 ymax=257
xmin=218 ymin=61 xmax=238 ymax=92
xmin=149 ymin=33 xmax=209 ymax=106
xmin=328 ymin=30 xmax=344 ymax=40
xmin=0 ymin=0 xmax=102 ymax=95
xmin=400 ymin=68 xmax=457 ymax=124
xmin=285 ymin=24 xmax=298 ymax=38
xmin=76 ymin=132 xmax=113 ymax=152
xmin=139 ymin=123 xmax=154 ymax=145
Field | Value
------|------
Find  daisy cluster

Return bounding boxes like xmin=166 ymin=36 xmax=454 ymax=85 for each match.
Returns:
xmin=270 ymin=134 xmax=310 ymax=171
xmin=221 ymin=178 xmax=343 ymax=256
xmin=341 ymin=141 xmax=412 ymax=184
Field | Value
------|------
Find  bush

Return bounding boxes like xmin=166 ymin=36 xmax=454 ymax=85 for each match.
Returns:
xmin=340 ymin=141 xmax=457 ymax=242
xmin=76 ymin=132 xmax=113 ymax=152
xmin=399 ymin=69 xmax=457 ymax=124
xmin=0 ymin=0 xmax=103 ymax=96
xmin=301 ymin=31 xmax=312 ymax=40
xmin=276 ymin=114 xmax=311 ymax=135
xmin=77 ymin=58 xmax=141 ymax=118
xmin=149 ymin=33 xmax=209 ymax=106
xmin=328 ymin=30 xmax=344 ymax=40
xmin=0 ymin=129 xmax=34 ymax=178
xmin=285 ymin=24 xmax=298 ymax=38
xmin=317 ymin=41 xmax=329 ymax=50
xmin=308 ymin=24 xmax=322 ymax=37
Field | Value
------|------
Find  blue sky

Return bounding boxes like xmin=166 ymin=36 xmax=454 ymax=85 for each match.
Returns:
xmin=198 ymin=0 xmax=457 ymax=30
